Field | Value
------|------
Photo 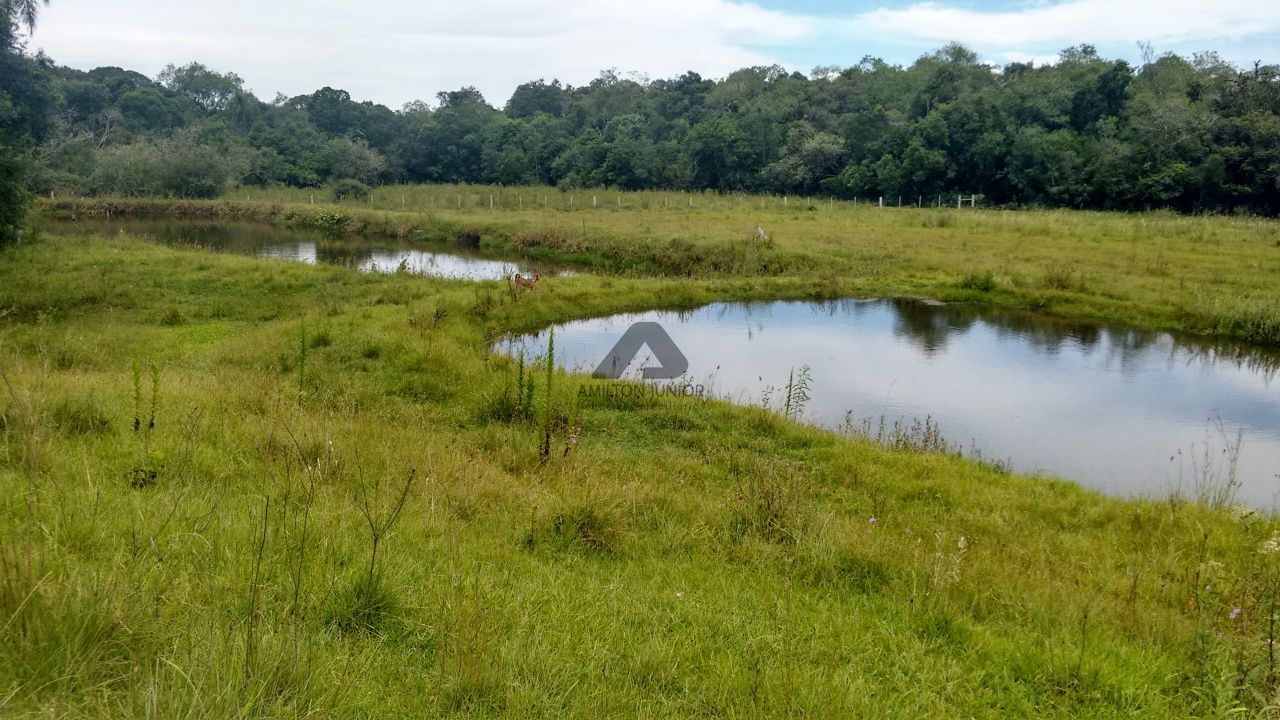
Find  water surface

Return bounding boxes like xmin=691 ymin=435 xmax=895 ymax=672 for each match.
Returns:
xmin=40 ymin=218 xmax=563 ymax=281
xmin=504 ymin=299 xmax=1280 ymax=507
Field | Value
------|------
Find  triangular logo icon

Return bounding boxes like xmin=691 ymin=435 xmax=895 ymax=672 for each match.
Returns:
xmin=593 ymin=322 xmax=689 ymax=380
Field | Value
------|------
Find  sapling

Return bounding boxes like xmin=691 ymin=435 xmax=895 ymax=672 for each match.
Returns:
xmin=355 ymin=465 xmax=417 ymax=597
xmin=129 ymin=359 xmax=162 ymax=488
xmin=539 ymin=329 xmax=555 ymax=463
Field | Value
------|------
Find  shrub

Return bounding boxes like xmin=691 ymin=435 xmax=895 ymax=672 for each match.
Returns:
xmin=0 ymin=141 xmax=28 ymax=243
xmin=91 ymin=132 xmax=232 ymax=199
xmin=158 ymin=307 xmax=184 ymax=326
xmin=330 ymin=178 xmax=372 ymax=203
xmin=1044 ymin=264 xmax=1085 ymax=291
xmin=316 ymin=137 xmax=385 ymax=184
xmin=958 ymin=270 xmax=998 ymax=292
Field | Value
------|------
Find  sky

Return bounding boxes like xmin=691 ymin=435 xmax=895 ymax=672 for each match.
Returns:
xmin=23 ymin=0 xmax=1280 ymax=109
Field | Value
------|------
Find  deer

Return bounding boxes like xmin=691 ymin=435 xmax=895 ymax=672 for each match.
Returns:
xmin=513 ymin=272 xmax=541 ymax=290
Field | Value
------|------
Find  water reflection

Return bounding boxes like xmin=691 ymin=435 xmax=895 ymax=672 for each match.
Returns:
xmin=505 ymin=299 xmax=1280 ymax=507
xmin=39 ymin=218 xmax=565 ymax=281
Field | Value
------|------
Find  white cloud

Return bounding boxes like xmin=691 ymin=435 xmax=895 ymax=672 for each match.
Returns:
xmin=30 ymin=0 xmax=815 ymax=107
xmin=856 ymin=0 xmax=1280 ymax=47
xmin=1001 ymin=51 xmax=1060 ymax=67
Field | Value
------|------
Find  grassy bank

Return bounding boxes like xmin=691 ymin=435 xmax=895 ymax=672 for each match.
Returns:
xmin=38 ymin=186 xmax=1280 ymax=345
xmin=2 ymin=227 xmax=1279 ymax=717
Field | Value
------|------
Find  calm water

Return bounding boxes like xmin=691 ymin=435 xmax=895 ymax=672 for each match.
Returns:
xmin=40 ymin=218 xmax=564 ymax=281
xmin=504 ymin=299 xmax=1280 ymax=507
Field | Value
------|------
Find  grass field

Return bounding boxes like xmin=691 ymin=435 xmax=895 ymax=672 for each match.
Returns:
xmin=4 ymin=188 xmax=1280 ymax=717
xmin=42 ymin=184 xmax=1280 ymax=345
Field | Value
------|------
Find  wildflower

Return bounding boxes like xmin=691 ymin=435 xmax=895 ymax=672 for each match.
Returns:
xmin=1230 ymin=607 xmax=1242 ymax=620
xmin=1262 ymin=536 xmax=1280 ymax=555
xmin=868 ymin=517 xmax=877 ymax=524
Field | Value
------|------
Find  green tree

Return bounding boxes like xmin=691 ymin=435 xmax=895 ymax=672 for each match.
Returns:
xmin=505 ymin=79 xmax=567 ymax=118
xmin=8 ymin=0 xmax=46 ymax=34
xmin=761 ymin=122 xmax=845 ymax=194
xmin=0 ymin=0 xmax=52 ymax=240
xmin=401 ymin=87 xmax=499 ymax=182
xmin=91 ymin=132 xmax=232 ymax=198
xmin=687 ymin=115 xmax=753 ymax=190
xmin=158 ymin=62 xmax=243 ymax=112
xmin=11 ymin=35 xmax=1280 ymax=215
xmin=312 ymin=136 xmax=385 ymax=184
xmin=117 ymin=87 xmax=177 ymax=131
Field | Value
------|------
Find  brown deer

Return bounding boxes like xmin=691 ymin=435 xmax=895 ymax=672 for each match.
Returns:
xmin=513 ymin=272 xmax=541 ymax=289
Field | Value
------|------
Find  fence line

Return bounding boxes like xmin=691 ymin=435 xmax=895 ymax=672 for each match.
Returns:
xmin=264 ymin=185 xmax=984 ymax=214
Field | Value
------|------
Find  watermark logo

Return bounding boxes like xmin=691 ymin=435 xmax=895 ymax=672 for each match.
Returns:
xmin=592 ymin=321 xmax=688 ymax=380
xmin=578 ymin=382 xmax=707 ymax=401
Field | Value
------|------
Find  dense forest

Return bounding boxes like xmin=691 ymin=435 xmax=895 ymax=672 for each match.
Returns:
xmin=3 ymin=2 xmax=1279 ymax=241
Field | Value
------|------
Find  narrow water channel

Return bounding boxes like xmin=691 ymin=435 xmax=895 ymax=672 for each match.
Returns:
xmin=39 ymin=217 xmax=565 ymax=281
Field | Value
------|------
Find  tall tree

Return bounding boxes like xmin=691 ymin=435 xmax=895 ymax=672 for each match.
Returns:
xmin=9 ymin=0 xmax=47 ymax=34
xmin=1 ymin=0 xmax=52 ymax=241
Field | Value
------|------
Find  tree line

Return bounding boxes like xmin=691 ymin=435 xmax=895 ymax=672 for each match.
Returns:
xmin=3 ymin=0 xmax=1279 ymax=240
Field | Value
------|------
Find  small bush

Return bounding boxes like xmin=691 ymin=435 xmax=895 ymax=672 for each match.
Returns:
xmin=958 ymin=270 xmax=998 ymax=292
xmin=286 ymin=208 xmax=351 ymax=234
xmin=330 ymin=179 xmax=372 ymax=203
xmin=90 ymin=132 xmax=233 ymax=199
xmin=158 ymin=307 xmax=184 ymax=326
xmin=309 ymin=328 xmax=333 ymax=348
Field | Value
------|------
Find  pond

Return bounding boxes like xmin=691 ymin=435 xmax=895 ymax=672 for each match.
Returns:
xmin=38 ymin=218 xmax=565 ymax=281
xmin=503 ymin=299 xmax=1280 ymax=507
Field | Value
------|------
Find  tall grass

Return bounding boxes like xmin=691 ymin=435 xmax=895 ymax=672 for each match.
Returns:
xmin=1171 ymin=416 xmax=1245 ymax=510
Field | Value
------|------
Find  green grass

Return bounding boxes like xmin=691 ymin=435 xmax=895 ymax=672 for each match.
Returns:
xmin=2 ymin=202 xmax=1279 ymax=716
xmin=40 ymin=184 xmax=1280 ymax=344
